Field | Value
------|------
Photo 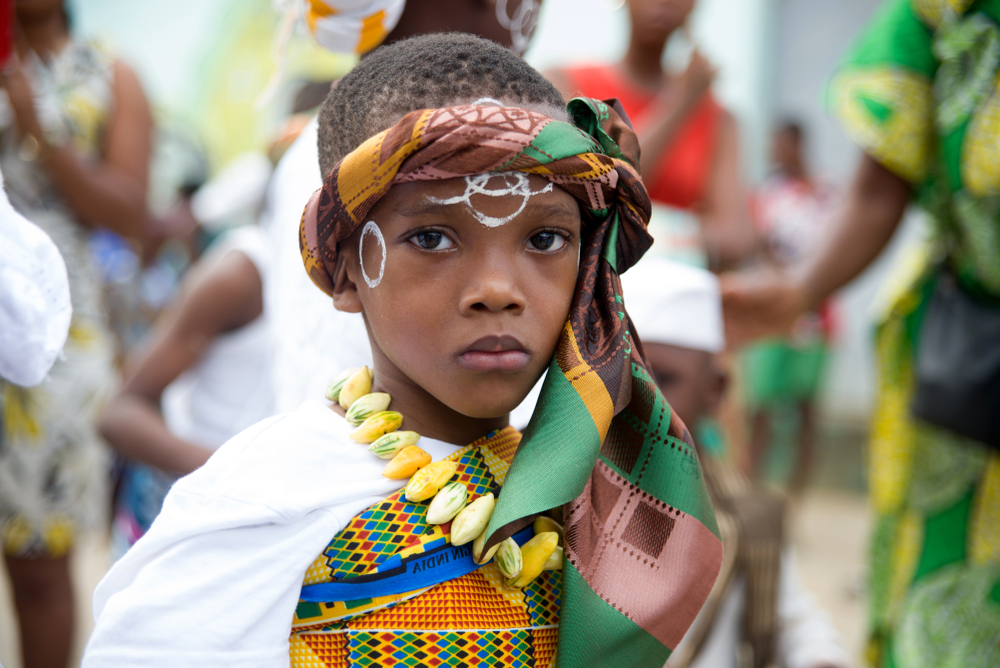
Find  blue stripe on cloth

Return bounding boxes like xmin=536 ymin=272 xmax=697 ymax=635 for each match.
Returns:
xmin=299 ymin=527 xmax=534 ymax=603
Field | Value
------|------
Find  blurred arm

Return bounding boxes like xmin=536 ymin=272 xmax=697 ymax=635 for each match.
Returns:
xmin=722 ymin=153 xmax=911 ymax=345
xmin=795 ymin=153 xmax=912 ymax=308
xmin=698 ymin=109 xmax=755 ymax=270
xmin=99 ymin=251 xmax=263 ymax=475
xmin=635 ymin=51 xmax=715 ymax=183
xmin=7 ymin=60 xmax=153 ymax=239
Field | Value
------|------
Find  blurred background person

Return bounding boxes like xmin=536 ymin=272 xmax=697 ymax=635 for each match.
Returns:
xmin=546 ymin=0 xmax=754 ymax=272
xmin=98 ymin=83 xmax=329 ymax=558
xmin=623 ymin=258 xmax=851 ymax=668
xmin=743 ymin=121 xmax=838 ymax=493
xmin=0 ymin=0 xmax=152 ymax=667
xmin=723 ymin=1 xmax=1000 ymax=666
xmin=99 ymin=220 xmax=272 ymax=559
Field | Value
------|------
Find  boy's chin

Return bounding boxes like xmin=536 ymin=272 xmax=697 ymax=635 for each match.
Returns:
xmin=441 ymin=387 xmax=531 ymax=421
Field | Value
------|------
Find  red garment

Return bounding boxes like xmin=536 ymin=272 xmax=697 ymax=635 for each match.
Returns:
xmin=563 ymin=64 xmax=722 ymax=210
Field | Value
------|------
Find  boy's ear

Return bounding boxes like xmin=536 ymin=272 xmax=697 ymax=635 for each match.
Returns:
xmin=331 ymin=252 xmax=363 ymax=313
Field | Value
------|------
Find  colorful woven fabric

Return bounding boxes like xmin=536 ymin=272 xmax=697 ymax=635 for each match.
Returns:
xmin=290 ymin=427 xmax=561 ymax=667
xmin=829 ymin=2 xmax=1000 ymax=666
xmin=299 ymin=99 xmax=722 ymax=666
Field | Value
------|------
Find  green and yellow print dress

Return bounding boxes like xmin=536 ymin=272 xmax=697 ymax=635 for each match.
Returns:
xmin=829 ymin=2 xmax=1000 ymax=666
xmin=0 ymin=42 xmax=117 ymax=558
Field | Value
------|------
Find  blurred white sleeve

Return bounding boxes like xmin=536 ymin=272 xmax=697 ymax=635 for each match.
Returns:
xmin=777 ymin=549 xmax=852 ymax=668
xmin=0 ymin=168 xmax=71 ymax=386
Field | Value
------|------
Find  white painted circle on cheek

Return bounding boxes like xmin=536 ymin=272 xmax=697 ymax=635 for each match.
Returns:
xmin=359 ymin=220 xmax=386 ymax=288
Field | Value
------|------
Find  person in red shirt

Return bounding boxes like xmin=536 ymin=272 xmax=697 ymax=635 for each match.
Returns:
xmin=546 ymin=0 xmax=753 ymax=271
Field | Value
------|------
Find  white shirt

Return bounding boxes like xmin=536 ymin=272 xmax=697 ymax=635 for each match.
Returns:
xmin=161 ymin=226 xmax=275 ymax=451
xmin=84 ymin=401 xmax=461 ymax=668
xmin=259 ymin=118 xmax=373 ymax=414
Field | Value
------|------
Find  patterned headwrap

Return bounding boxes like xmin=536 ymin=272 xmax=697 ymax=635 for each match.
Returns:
xmin=300 ymin=99 xmax=723 ymax=667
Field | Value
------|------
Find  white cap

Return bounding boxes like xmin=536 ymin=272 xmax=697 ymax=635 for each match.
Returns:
xmin=0 ymin=167 xmax=72 ymax=386
xmin=620 ymin=258 xmax=725 ymax=354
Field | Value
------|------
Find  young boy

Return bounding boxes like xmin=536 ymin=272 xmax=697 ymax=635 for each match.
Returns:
xmin=621 ymin=258 xmax=850 ymax=668
xmin=83 ymin=34 xmax=722 ymax=668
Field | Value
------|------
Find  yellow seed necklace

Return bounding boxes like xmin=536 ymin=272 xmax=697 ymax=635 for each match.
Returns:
xmin=324 ymin=365 xmax=563 ymax=587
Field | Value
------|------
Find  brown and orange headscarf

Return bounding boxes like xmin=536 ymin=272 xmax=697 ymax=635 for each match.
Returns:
xmin=300 ymin=99 xmax=722 ymax=668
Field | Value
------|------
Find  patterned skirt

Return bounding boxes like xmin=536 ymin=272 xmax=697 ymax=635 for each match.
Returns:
xmin=867 ymin=259 xmax=1000 ymax=668
xmin=0 ymin=319 xmax=115 ymax=557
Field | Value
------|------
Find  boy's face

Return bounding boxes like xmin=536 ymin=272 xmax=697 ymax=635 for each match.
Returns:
xmin=644 ymin=342 xmax=724 ymax=426
xmin=337 ymin=174 xmax=582 ymax=420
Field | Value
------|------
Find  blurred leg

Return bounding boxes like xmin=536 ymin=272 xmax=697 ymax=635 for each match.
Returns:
xmin=4 ymin=553 xmax=74 ymax=668
xmin=790 ymin=401 xmax=817 ymax=495
xmin=748 ymin=408 xmax=771 ymax=479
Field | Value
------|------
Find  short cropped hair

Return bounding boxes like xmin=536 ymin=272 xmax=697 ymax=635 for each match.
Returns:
xmin=317 ymin=33 xmax=567 ymax=177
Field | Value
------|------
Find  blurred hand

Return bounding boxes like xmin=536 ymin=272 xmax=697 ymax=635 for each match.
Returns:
xmin=720 ymin=269 xmax=810 ymax=348
xmin=0 ymin=55 xmax=43 ymax=139
xmin=677 ymin=49 xmax=716 ymax=107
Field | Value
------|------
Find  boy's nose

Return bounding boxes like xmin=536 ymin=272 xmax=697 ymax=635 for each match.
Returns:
xmin=459 ymin=265 xmax=527 ymax=314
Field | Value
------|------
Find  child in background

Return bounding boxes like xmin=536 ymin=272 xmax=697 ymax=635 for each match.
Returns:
xmin=82 ymin=34 xmax=722 ymax=668
xmin=744 ymin=122 xmax=837 ymax=492
xmin=622 ymin=258 xmax=850 ymax=668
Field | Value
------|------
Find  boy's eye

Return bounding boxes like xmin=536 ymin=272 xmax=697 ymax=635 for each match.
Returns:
xmin=529 ymin=231 xmax=567 ymax=252
xmin=409 ymin=230 xmax=454 ymax=250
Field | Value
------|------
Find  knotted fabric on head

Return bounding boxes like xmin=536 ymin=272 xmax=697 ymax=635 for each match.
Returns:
xmin=300 ymin=98 xmax=722 ymax=668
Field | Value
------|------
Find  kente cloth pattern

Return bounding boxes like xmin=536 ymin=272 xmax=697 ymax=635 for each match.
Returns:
xmin=299 ymin=99 xmax=722 ymax=666
xmin=289 ymin=427 xmax=562 ymax=667
xmin=303 ymin=0 xmax=404 ymax=55
xmin=829 ymin=2 xmax=1000 ymax=666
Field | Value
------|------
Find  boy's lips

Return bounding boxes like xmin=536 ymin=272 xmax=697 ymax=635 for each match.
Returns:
xmin=458 ymin=335 xmax=531 ymax=372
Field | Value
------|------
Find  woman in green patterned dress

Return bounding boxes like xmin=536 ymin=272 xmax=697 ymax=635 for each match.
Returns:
xmin=723 ymin=2 xmax=1000 ymax=667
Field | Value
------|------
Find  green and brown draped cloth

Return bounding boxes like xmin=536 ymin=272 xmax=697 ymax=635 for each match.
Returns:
xmin=300 ymin=98 xmax=723 ymax=667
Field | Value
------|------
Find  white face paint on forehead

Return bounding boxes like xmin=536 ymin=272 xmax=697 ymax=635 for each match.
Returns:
xmin=471 ymin=97 xmax=505 ymax=107
xmin=426 ymin=173 xmax=554 ymax=228
xmin=359 ymin=221 xmax=386 ymax=288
